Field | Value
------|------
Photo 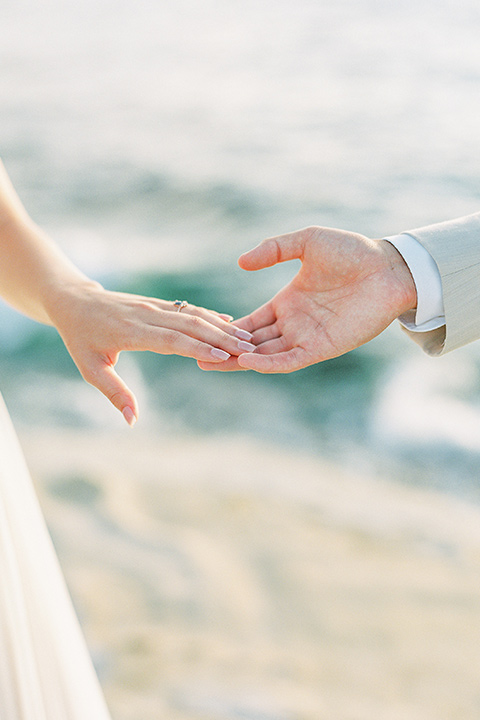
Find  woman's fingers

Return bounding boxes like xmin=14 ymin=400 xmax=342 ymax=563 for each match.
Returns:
xmin=111 ymin=294 xmax=249 ymax=341
xmin=149 ymin=301 xmax=255 ymax=343
xmin=80 ymin=355 xmax=139 ymax=426
xmin=58 ymin=290 xmax=262 ymax=420
xmin=176 ymin=304 xmax=238 ymax=333
xmin=196 ymin=315 xmax=282 ymax=371
xmin=129 ymin=322 xmax=256 ymax=362
xmin=130 ymin=309 xmax=257 ymax=358
xmin=193 ymin=307 xmax=234 ymax=323
xmin=142 ymin=298 xmax=245 ymax=338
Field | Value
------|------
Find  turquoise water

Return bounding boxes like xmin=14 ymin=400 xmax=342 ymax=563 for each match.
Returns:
xmin=1 ymin=0 xmax=480 ymax=496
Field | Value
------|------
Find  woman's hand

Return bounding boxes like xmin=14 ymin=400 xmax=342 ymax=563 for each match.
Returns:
xmin=47 ymin=281 xmax=256 ymax=425
xmin=0 ymin=160 xmax=255 ymax=426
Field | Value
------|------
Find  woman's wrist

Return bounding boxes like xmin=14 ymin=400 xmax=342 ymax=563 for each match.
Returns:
xmin=42 ymin=275 xmax=105 ymax=330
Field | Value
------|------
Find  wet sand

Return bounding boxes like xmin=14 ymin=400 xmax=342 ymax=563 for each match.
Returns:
xmin=20 ymin=427 xmax=480 ymax=720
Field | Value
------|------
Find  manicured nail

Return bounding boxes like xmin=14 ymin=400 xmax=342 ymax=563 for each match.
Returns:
xmin=235 ymin=328 xmax=254 ymax=341
xmin=122 ymin=407 xmax=137 ymax=427
xmin=238 ymin=340 xmax=256 ymax=352
xmin=211 ymin=348 xmax=231 ymax=360
xmin=220 ymin=313 xmax=234 ymax=322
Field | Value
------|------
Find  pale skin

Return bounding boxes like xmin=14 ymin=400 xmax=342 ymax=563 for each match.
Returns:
xmin=0 ymin=160 xmax=256 ymax=425
xmin=198 ymin=225 xmax=418 ymax=373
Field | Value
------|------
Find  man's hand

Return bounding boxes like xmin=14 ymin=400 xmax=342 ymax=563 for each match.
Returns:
xmin=198 ymin=226 xmax=417 ymax=373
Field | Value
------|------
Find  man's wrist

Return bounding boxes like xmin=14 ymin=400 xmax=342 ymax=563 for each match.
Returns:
xmin=384 ymin=233 xmax=445 ymax=332
xmin=379 ymin=239 xmax=418 ymax=316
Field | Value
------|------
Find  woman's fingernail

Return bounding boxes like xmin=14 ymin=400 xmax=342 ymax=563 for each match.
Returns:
xmin=220 ymin=313 xmax=234 ymax=322
xmin=235 ymin=328 xmax=254 ymax=341
xmin=238 ymin=340 xmax=256 ymax=352
xmin=211 ymin=348 xmax=231 ymax=360
xmin=122 ymin=407 xmax=137 ymax=427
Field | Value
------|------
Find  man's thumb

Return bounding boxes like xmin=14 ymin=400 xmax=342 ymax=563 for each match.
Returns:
xmin=238 ymin=230 xmax=307 ymax=271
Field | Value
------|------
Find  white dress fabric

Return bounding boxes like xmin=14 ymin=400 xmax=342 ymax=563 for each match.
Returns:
xmin=0 ymin=395 xmax=111 ymax=720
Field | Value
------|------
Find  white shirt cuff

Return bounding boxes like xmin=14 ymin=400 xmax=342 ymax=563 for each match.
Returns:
xmin=384 ymin=233 xmax=445 ymax=332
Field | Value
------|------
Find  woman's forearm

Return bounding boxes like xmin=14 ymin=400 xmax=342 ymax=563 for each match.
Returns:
xmin=0 ymin=160 xmax=98 ymax=325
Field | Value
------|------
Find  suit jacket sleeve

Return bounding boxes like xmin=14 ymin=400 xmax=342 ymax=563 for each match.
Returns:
xmin=399 ymin=212 xmax=480 ymax=356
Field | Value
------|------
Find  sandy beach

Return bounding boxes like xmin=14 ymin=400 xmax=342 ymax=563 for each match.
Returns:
xmin=17 ymin=426 xmax=480 ymax=720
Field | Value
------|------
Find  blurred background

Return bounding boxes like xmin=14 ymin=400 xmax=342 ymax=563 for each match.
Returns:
xmin=1 ymin=0 xmax=480 ymax=718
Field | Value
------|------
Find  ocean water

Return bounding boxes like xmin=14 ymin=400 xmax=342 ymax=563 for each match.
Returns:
xmin=1 ymin=0 xmax=480 ymax=496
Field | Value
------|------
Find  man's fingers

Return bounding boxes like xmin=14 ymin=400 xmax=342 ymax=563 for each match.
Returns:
xmin=253 ymin=336 xmax=291 ymax=354
xmin=237 ymin=346 xmax=308 ymax=373
xmin=197 ymin=356 xmax=247 ymax=372
xmin=199 ymin=342 xmax=310 ymax=373
xmin=231 ymin=302 xmax=277 ymax=334
xmin=238 ymin=228 xmax=312 ymax=271
xmin=250 ymin=322 xmax=281 ymax=345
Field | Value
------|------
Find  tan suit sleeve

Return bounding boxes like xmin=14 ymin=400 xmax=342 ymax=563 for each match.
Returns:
xmin=399 ymin=212 xmax=480 ymax=355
